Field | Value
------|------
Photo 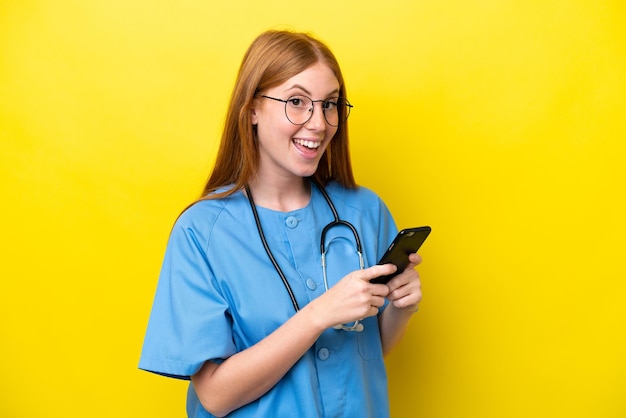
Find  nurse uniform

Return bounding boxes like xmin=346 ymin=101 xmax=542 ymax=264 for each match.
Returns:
xmin=139 ymin=182 xmax=398 ymax=418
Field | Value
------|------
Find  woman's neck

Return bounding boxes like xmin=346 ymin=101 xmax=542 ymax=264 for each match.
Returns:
xmin=247 ymin=176 xmax=311 ymax=212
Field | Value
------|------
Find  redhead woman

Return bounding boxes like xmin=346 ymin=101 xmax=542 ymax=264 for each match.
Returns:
xmin=139 ymin=30 xmax=423 ymax=418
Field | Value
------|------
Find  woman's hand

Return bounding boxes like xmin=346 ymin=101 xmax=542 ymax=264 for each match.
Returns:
xmin=385 ymin=253 xmax=423 ymax=313
xmin=308 ymin=264 xmax=395 ymax=330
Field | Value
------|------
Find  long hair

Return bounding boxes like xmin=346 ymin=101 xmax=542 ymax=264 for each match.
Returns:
xmin=201 ymin=30 xmax=356 ymax=199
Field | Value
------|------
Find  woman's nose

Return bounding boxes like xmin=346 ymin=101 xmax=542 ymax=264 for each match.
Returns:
xmin=305 ymin=102 xmax=327 ymax=130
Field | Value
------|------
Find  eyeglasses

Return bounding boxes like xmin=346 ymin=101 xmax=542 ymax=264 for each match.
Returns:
xmin=260 ymin=95 xmax=353 ymax=127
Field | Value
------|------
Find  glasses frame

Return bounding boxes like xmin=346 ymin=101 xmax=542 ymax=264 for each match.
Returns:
xmin=260 ymin=95 xmax=353 ymax=127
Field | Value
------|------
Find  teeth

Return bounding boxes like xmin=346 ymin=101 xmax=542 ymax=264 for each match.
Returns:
xmin=294 ymin=139 xmax=320 ymax=149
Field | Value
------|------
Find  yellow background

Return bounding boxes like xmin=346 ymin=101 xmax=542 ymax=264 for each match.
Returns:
xmin=2 ymin=1 xmax=625 ymax=417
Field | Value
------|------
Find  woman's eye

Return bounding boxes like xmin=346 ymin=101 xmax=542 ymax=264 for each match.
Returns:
xmin=288 ymin=97 xmax=309 ymax=108
xmin=323 ymin=100 xmax=338 ymax=110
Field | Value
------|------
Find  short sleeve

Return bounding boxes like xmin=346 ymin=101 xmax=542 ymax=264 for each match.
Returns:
xmin=138 ymin=208 xmax=236 ymax=380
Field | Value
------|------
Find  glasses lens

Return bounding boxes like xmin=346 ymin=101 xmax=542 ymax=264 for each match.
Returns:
xmin=284 ymin=96 xmax=313 ymax=125
xmin=322 ymin=98 xmax=351 ymax=127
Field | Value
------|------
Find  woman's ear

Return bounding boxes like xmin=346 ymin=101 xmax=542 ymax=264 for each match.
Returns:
xmin=250 ymin=103 xmax=258 ymax=126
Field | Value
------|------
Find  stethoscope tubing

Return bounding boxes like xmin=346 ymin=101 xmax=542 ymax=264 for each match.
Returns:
xmin=245 ymin=184 xmax=300 ymax=312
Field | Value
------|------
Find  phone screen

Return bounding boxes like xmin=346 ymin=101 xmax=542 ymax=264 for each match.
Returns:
xmin=371 ymin=226 xmax=431 ymax=284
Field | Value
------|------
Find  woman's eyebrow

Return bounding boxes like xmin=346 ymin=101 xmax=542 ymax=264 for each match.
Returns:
xmin=285 ymin=84 xmax=312 ymax=95
xmin=284 ymin=84 xmax=340 ymax=97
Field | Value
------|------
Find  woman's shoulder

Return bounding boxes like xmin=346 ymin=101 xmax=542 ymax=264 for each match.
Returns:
xmin=174 ymin=186 xmax=245 ymax=230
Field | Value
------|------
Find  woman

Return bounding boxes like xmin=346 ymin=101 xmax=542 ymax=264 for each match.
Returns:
xmin=139 ymin=29 xmax=423 ymax=417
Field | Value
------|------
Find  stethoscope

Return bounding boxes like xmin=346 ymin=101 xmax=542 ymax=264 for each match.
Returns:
xmin=245 ymin=178 xmax=365 ymax=332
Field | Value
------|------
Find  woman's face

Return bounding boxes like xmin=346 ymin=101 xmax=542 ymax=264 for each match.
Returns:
xmin=251 ymin=62 xmax=340 ymax=183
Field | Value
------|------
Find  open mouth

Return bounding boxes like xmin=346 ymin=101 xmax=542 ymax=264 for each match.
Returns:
xmin=293 ymin=138 xmax=321 ymax=149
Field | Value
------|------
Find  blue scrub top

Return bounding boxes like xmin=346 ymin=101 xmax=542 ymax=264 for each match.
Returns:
xmin=139 ymin=182 xmax=398 ymax=417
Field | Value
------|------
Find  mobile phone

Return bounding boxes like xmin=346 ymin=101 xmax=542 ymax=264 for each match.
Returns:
xmin=370 ymin=226 xmax=431 ymax=284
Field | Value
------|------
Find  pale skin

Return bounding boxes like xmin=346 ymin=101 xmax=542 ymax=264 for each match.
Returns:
xmin=191 ymin=62 xmax=423 ymax=417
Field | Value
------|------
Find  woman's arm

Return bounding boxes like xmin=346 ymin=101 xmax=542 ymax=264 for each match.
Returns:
xmin=191 ymin=264 xmax=395 ymax=417
xmin=379 ymin=253 xmax=423 ymax=356
xmin=191 ymin=303 xmax=324 ymax=417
